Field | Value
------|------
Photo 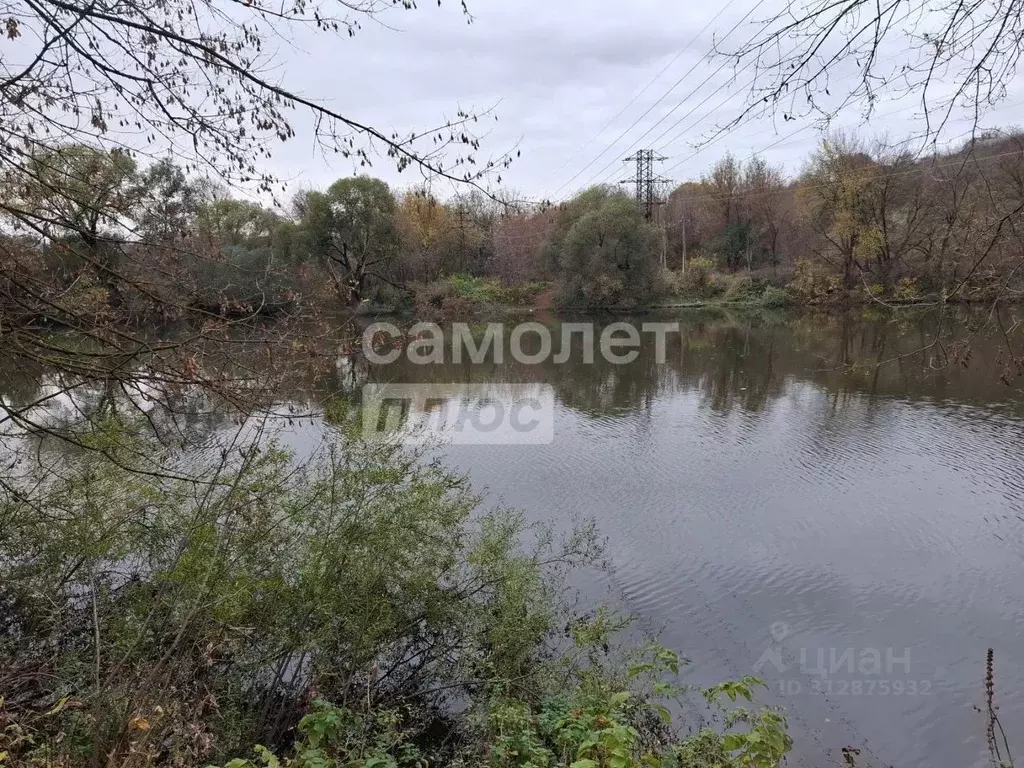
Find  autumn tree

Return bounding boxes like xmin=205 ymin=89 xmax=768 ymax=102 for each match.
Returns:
xmin=704 ymin=154 xmax=743 ymax=230
xmin=743 ymin=156 xmax=790 ymax=268
xmin=449 ymin=190 xmax=505 ymax=275
xmin=492 ymin=209 xmax=551 ymax=284
xmin=799 ymin=136 xmax=881 ymax=288
xmin=396 ymin=190 xmax=458 ymax=282
xmin=541 ymin=187 xmax=660 ymax=308
xmin=663 ymin=181 xmax=704 ymax=272
xmin=699 ymin=153 xmax=758 ymax=270
xmin=301 ymin=176 xmax=400 ymax=305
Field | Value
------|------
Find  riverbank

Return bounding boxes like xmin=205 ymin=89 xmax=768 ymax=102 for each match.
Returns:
xmin=359 ymin=270 xmax=1009 ymax=318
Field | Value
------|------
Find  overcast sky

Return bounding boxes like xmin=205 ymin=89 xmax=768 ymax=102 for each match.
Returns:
xmin=258 ymin=0 xmax=1024 ymax=203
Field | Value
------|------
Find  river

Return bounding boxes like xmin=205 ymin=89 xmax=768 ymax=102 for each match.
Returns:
xmin=349 ymin=306 xmax=1024 ymax=768
xmin=3 ymin=306 xmax=1022 ymax=767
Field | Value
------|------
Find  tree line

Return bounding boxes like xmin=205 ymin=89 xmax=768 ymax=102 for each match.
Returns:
xmin=662 ymin=130 xmax=1024 ymax=303
xmin=547 ymin=129 xmax=1024 ymax=308
xmin=0 ymin=146 xmax=542 ymax=320
xmin=4 ymin=130 xmax=1024 ymax=329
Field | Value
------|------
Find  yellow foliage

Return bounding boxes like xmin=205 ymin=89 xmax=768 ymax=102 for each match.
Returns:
xmin=399 ymin=192 xmax=454 ymax=249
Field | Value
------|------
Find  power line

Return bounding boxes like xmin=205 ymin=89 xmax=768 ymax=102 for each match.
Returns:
xmin=546 ymin=0 xmax=766 ymax=201
xmin=660 ymin=94 xmax=1024 ymax=180
xmin=584 ymin=19 xmax=920 ymax=191
xmin=649 ymin=21 xmax=918 ymax=159
xmin=537 ymin=0 xmax=739 ymax=194
xmin=586 ymin=44 xmax=910 ymax=191
xmin=652 ymin=56 xmax=925 ymax=178
xmin=564 ymin=0 xmax=769 ymax=197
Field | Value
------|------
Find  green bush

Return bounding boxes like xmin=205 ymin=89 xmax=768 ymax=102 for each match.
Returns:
xmin=541 ymin=188 xmax=661 ymax=308
xmin=491 ymin=280 xmax=548 ymax=306
xmin=723 ymin=275 xmax=770 ymax=303
xmin=448 ymin=275 xmax=546 ymax=306
xmin=758 ymin=285 xmax=792 ymax=308
xmin=787 ymin=260 xmax=843 ymax=304
xmin=447 ymin=273 xmax=497 ymax=301
xmin=0 ymin=418 xmax=605 ymax=766
xmin=893 ymin=276 xmax=920 ymax=301
xmin=211 ymin=620 xmax=791 ymax=768
xmin=675 ymin=258 xmax=724 ymax=299
xmin=410 ymin=277 xmax=548 ymax=317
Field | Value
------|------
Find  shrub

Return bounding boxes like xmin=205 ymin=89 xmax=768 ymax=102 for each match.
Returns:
xmin=370 ymin=280 xmax=413 ymax=311
xmin=448 ymin=273 xmax=496 ymax=301
xmin=193 ymin=245 xmax=302 ymax=313
xmin=210 ymin=625 xmax=791 ymax=768
xmin=0 ymin=416 xmax=795 ymax=768
xmin=491 ymin=280 xmax=548 ymax=306
xmin=759 ymin=285 xmax=792 ymax=308
xmin=440 ymin=293 xmax=475 ymax=317
xmin=723 ymin=275 xmax=769 ymax=303
xmin=412 ymin=280 xmax=454 ymax=316
xmin=0 ymin=420 xmax=602 ymax=767
xmin=893 ymin=276 xmax=920 ymax=301
xmin=409 ymin=276 xmax=546 ymax=315
xmin=676 ymin=257 xmax=724 ymax=299
xmin=787 ymin=260 xmax=844 ymax=304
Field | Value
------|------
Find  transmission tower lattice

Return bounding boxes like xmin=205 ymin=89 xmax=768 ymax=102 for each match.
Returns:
xmin=620 ymin=150 xmax=669 ymax=220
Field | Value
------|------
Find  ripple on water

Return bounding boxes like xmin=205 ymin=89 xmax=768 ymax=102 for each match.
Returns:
xmin=430 ymin=360 xmax=1024 ymax=768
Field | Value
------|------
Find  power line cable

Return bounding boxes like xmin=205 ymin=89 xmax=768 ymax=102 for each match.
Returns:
xmin=537 ymin=0 xmax=740 ymax=192
xmin=661 ymin=94 xmax=1024 ymax=180
xmin=564 ymin=0 xmax=771 ymax=197
xmin=547 ymin=0 xmax=766 ymax=200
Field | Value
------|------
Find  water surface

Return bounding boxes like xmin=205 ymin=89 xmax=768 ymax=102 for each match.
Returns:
xmin=361 ymin=307 xmax=1024 ymax=768
xmin=4 ymin=307 xmax=1023 ymax=767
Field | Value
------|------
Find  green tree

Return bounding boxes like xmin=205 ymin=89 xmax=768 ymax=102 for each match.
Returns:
xmin=542 ymin=187 xmax=660 ymax=308
xmin=14 ymin=145 xmax=138 ymax=252
xmin=301 ymin=176 xmax=400 ymax=305
xmin=719 ymin=221 xmax=752 ymax=271
xmin=197 ymin=197 xmax=281 ymax=248
xmin=135 ymin=158 xmax=211 ymax=243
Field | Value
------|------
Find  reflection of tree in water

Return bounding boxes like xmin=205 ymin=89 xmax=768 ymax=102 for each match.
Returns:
xmin=336 ymin=309 xmax=1024 ymax=419
xmin=0 ymin=327 xmax=337 ymax=480
xmin=3 ymin=308 xmax=1021 ymax=464
xmin=543 ymin=332 xmax=672 ymax=417
xmin=786 ymin=306 xmax=1020 ymax=404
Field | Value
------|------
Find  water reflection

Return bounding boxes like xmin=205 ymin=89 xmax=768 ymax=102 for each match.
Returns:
xmin=353 ymin=308 xmax=1023 ymax=417
xmin=349 ymin=307 xmax=1024 ymax=768
xmin=2 ymin=307 xmax=1023 ymax=768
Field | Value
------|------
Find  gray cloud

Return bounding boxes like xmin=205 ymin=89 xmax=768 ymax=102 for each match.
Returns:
xmin=256 ymin=0 xmax=1024 ymax=204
